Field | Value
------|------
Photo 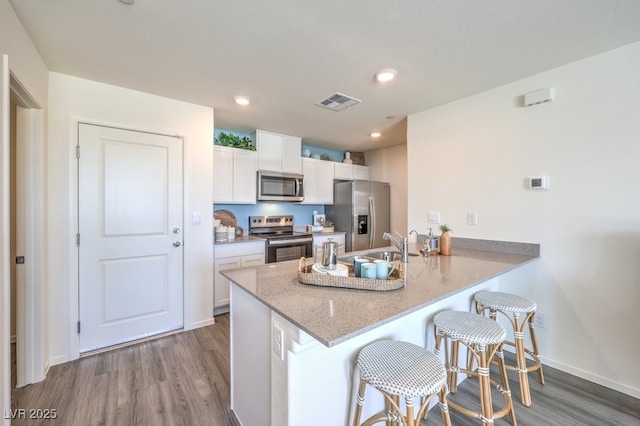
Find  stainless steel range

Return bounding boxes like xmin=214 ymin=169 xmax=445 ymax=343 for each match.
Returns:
xmin=249 ymin=215 xmax=313 ymax=263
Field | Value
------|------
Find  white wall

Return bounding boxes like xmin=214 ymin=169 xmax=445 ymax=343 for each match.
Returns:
xmin=366 ymin=144 xmax=408 ymax=236
xmin=407 ymin=41 xmax=640 ymax=397
xmin=47 ymin=73 xmax=214 ymax=364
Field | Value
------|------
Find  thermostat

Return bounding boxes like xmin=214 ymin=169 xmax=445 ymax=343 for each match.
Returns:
xmin=527 ymin=176 xmax=549 ymax=190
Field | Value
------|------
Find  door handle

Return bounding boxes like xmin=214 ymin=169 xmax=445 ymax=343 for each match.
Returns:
xmin=173 ymin=241 xmax=181 ymax=247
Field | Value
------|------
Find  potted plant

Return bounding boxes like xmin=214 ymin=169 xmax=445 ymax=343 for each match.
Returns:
xmin=215 ymin=132 xmax=256 ymax=150
xmin=440 ymin=224 xmax=452 ymax=256
xmin=323 ymin=219 xmax=334 ymax=233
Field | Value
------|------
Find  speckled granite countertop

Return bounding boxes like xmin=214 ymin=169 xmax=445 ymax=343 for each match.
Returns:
xmin=221 ymin=238 xmax=540 ymax=347
xmin=214 ymin=235 xmax=265 ymax=245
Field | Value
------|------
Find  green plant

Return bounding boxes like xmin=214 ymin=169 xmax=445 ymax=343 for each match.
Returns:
xmin=320 ymin=153 xmax=333 ymax=161
xmin=215 ymin=132 xmax=255 ymax=150
xmin=323 ymin=219 xmax=334 ymax=227
xmin=440 ymin=224 xmax=452 ymax=233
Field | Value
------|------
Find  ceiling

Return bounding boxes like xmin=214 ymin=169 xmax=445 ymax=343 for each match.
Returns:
xmin=9 ymin=0 xmax=640 ymax=152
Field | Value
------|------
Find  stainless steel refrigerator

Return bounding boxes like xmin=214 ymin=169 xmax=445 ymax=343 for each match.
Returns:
xmin=325 ymin=180 xmax=390 ymax=253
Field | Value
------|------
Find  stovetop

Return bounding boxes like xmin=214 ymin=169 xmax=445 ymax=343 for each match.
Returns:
xmin=248 ymin=215 xmax=312 ymax=240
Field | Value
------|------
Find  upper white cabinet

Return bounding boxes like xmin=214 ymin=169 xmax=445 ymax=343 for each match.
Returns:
xmin=254 ymin=129 xmax=302 ymax=174
xmin=302 ymin=157 xmax=334 ymax=205
xmin=334 ymin=163 xmax=370 ymax=181
xmin=213 ymin=145 xmax=257 ymax=204
xmin=353 ymin=164 xmax=370 ymax=180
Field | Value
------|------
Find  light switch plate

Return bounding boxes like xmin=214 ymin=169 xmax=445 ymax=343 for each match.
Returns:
xmin=467 ymin=211 xmax=478 ymax=225
xmin=428 ymin=211 xmax=441 ymax=224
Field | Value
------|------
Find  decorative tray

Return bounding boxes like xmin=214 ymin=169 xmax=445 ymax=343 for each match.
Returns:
xmin=297 ymin=258 xmax=404 ymax=292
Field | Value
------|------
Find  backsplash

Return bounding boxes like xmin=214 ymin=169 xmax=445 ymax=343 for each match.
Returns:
xmin=213 ymin=202 xmax=326 ymax=231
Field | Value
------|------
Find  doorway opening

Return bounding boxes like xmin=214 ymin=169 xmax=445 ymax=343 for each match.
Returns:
xmin=9 ymin=71 xmax=46 ymax=390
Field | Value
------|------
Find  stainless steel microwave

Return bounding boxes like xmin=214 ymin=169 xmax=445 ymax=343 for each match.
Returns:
xmin=257 ymin=171 xmax=304 ymax=202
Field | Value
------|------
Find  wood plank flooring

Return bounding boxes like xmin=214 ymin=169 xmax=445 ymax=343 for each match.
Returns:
xmin=11 ymin=314 xmax=640 ymax=425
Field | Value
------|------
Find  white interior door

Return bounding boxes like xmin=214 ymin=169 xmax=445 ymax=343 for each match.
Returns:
xmin=78 ymin=123 xmax=184 ymax=352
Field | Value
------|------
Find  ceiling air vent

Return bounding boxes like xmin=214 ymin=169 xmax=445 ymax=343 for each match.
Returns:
xmin=315 ymin=92 xmax=362 ymax=111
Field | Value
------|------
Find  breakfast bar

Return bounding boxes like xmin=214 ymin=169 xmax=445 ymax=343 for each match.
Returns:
xmin=222 ymin=239 xmax=540 ymax=426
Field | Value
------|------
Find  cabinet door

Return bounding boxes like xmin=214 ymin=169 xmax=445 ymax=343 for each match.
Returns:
xmin=214 ymin=256 xmax=242 ymax=308
xmin=353 ymin=165 xmax=370 ymax=180
xmin=281 ymin=134 xmax=302 ymax=174
xmin=334 ymin=163 xmax=353 ymax=180
xmin=213 ymin=146 xmax=233 ymax=202
xmin=256 ymin=130 xmax=282 ymax=172
xmin=301 ymin=158 xmax=318 ymax=204
xmin=242 ymin=253 xmax=265 ymax=267
xmin=233 ymin=149 xmax=257 ymax=203
xmin=317 ymin=160 xmax=334 ymax=204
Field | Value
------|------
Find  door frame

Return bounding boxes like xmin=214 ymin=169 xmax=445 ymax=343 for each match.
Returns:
xmin=70 ymin=118 xmax=186 ymax=358
xmin=1 ymin=52 xmax=11 ymax=426
xmin=2 ymin=55 xmax=47 ymax=409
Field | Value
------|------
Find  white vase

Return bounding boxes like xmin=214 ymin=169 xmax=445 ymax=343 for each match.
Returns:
xmin=343 ymin=151 xmax=353 ymax=164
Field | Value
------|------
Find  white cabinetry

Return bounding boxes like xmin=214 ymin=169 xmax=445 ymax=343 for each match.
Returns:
xmin=254 ymin=129 xmax=302 ymax=174
xmin=301 ymin=158 xmax=334 ymax=204
xmin=334 ymin=163 xmax=370 ymax=181
xmin=213 ymin=145 xmax=257 ymax=204
xmin=353 ymin=164 xmax=370 ymax=180
xmin=214 ymin=240 xmax=265 ymax=314
xmin=311 ymin=233 xmax=346 ymax=263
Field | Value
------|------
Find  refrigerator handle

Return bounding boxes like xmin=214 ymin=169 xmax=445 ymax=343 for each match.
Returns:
xmin=369 ymin=196 xmax=375 ymax=249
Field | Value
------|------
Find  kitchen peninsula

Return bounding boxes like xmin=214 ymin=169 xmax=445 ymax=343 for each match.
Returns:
xmin=222 ymin=239 xmax=540 ymax=426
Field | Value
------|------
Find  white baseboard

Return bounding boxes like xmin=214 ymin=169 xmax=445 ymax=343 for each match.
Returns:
xmin=541 ymin=356 xmax=640 ymax=399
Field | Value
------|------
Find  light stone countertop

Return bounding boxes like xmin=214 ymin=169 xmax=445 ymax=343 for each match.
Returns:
xmin=213 ymin=235 xmax=265 ymax=245
xmin=221 ymin=239 xmax=540 ymax=347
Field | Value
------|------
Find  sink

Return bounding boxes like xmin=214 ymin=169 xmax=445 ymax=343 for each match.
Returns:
xmin=338 ymin=250 xmax=403 ymax=264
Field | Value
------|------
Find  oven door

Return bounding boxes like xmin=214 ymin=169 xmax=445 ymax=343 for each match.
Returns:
xmin=266 ymin=238 xmax=313 ymax=263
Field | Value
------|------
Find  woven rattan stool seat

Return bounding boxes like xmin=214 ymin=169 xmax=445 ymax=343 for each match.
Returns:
xmin=352 ymin=340 xmax=451 ymax=426
xmin=475 ymin=290 xmax=536 ymax=313
xmin=357 ymin=340 xmax=447 ymax=398
xmin=474 ymin=290 xmax=545 ymax=407
xmin=434 ymin=310 xmax=506 ymax=345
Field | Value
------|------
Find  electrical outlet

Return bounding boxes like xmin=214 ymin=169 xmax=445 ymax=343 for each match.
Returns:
xmin=467 ymin=211 xmax=478 ymax=225
xmin=272 ymin=324 xmax=284 ymax=360
xmin=534 ymin=313 xmax=547 ymax=329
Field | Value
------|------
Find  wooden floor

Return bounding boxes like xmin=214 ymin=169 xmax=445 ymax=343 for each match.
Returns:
xmin=11 ymin=314 xmax=640 ymax=425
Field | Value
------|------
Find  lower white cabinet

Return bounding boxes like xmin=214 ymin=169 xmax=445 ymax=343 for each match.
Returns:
xmin=312 ymin=233 xmax=346 ymax=263
xmin=214 ymin=241 xmax=265 ymax=314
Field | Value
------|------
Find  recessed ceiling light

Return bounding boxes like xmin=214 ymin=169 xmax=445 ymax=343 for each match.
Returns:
xmin=370 ymin=132 xmax=381 ymax=138
xmin=374 ymin=69 xmax=397 ymax=83
xmin=234 ymin=96 xmax=250 ymax=106
xmin=119 ymin=0 xmax=134 ymax=4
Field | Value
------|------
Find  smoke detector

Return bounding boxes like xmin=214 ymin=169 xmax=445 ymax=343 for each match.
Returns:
xmin=315 ymin=92 xmax=361 ymax=111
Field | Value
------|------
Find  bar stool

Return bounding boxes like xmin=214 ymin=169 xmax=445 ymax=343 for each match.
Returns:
xmin=474 ymin=290 xmax=545 ymax=407
xmin=433 ymin=310 xmax=516 ymax=425
xmin=352 ymin=340 xmax=451 ymax=426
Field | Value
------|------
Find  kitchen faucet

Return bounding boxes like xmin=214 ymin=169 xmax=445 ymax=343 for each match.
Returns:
xmin=410 ymin=229 xmax=430 ymax=257
xmin=383 ymin=231 xmax=409 ymax=263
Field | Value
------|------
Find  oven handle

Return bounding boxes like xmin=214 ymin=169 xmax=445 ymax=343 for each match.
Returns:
xmin=268 ymin=237 xmax=313 ymax=246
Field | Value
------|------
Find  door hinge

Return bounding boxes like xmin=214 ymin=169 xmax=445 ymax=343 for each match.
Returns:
xmin=76 ymin=233 xmax=80 ymax=246
xmin=16 ymin=256 xmax=25 ymax=264
xmin=76 ymin=145 xmax=80 ymax=158
xmin=77 ymin=321 xmax=81 ymax=334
